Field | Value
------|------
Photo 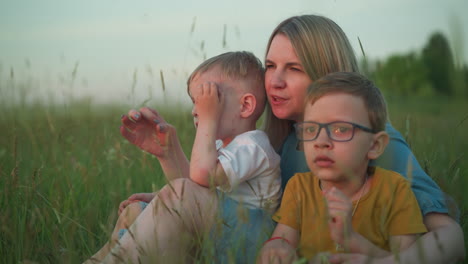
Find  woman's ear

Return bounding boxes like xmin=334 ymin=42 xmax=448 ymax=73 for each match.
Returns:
xmin=240 ymin=93 xmax=256 ymax=118
xmin=367 ymin=131 xmax=389 ymax=160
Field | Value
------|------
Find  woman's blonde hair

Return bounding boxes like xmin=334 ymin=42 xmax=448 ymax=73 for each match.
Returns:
xmin=262 ymin=15 xmax=359 ymax=149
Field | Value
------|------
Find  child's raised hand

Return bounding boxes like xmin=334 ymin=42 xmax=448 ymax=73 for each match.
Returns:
xmin=120 ymin=107 xmax=176 ymax=158
xmin=194 ymin=82 xmax=223 ymax=125
xmin=323 ymin=187 xmax=354 ymax=249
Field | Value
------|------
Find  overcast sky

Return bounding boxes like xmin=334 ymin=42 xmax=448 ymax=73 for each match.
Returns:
xmin=1 ymin=0 xmax=467 ymax=105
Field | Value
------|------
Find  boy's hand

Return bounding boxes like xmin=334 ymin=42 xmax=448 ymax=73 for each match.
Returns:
xmin=257 ymin=239 xmax=298 ymax=264
xmin=118 ymin=192 xmax=155 ymax=214
xmin=120 ymin=107 xmax=176 ymax=158
xmin=308 ymin=252 xmax=332 ymax=264
xmin=194 ymin=82 xmax=223 ymax=127
xmin=327 ymin=253 xmax=377 ymax=264
xmin=324 ymin=187 xmax=355 ymax=249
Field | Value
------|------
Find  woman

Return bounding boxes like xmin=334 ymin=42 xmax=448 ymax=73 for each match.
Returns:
xmin=259 ymin=15 xmax=464 ymax=263
xmin=95 ymin=15 xmax=464 ymax=264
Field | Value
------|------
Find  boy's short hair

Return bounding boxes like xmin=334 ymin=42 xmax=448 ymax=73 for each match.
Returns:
xmin=306 ymin=72 xmax=388 ymax=132
xmin=187 ymin=51 xmax=266 ymax=120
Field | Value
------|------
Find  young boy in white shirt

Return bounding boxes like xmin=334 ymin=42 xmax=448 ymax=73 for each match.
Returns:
xmin=88 ymin=51 xmax=281 ymax=263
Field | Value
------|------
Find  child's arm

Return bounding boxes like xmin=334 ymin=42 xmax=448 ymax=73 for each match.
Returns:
xmin=257 ymin=223 xmax=299 ymax=264
xmin=190 ymin=82 xmax=229 ymax=188
xmin=325 ymin=187 xmax=390 ymax=257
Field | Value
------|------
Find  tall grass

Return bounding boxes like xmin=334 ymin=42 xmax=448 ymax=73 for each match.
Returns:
xmin=0 ymin=96 xmax=195 ymax=262
xmin=0 ymin=92 xmax=467 ymax=263
xmin=1 ymin=55 xmax=467 ymax=263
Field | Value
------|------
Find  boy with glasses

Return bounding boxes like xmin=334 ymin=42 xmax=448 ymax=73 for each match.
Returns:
xmin=258 ymin=72 xmax=427 ymax=263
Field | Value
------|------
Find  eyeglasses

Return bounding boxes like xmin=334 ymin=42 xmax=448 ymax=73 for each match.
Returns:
xmin=294 ymin=121 xmax=376 ymax=142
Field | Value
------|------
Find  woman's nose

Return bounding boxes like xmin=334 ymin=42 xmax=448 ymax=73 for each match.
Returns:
xmin=269 ymin=70 xmax=286 ymax=89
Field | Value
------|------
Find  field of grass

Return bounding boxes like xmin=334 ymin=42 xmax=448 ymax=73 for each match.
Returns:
xmin=0 ymin=95 xmax=467 ymax=263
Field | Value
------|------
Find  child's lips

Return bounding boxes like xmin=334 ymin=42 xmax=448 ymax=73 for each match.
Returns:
xmin=314 ymin=156 xmax=334 ymax=167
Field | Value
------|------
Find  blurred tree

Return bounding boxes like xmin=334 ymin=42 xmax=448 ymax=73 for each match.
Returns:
xmin=422 ymin=32 xmax=455 ymax=95
xmin=464 ymin=65 xmax=468 ymax=98
xmin=373 ymin=53 xmax=433 ymax=96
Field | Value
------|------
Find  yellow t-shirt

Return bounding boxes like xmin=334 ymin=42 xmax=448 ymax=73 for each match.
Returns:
xmin=273 ymin=167 xmax=427 ymax=259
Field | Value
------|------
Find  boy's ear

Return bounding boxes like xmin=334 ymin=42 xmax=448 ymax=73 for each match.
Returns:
xmin=367 ymin=131 xmax=389 ymax=160
xmin=240 ymin=93 xmax=256 ymax=118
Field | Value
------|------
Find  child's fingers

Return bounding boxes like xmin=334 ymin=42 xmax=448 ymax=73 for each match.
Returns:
xmin=217 ymin=84 xmax=224 ymax=103
xmin=140 ymin=107 xmax=165 ymax=123
xmin=325 ymin=190 xmax=352 ymax=211
xmin=205 ymin=82 xmax=222 ymax=101
xmin=200 ymin=82 xmax=209 ymax=95
xmin=127 ymin=193 xmax=140 ymax=200
xmin=325 ymin=192 xmax=349 ymax=209
xmin=198 ymin=82 xmax=213 ymax=93
xmin=327 ymin=200 xmax=353 ymax=222
xmin=197 ymin=82 xmax=221 ymax=104
xmin=118 ymin=200 xmax=131 ymax=214
xmin=326 ymin=200 xmax=349 ymax=212
xmin=119 ymin=199 xmax=143 ymax=215
xmin=128 ymin=109 xmax=141 ymax=121
xmin=328 ymin=253 xmax=367 ymax=264
xmin=327 ymin=200 xmax=352 ymax=226
xmin=205 ymin=82 xmax=217 ymax=96
xmin=120 ymin=125 xmax=137 ymax=143
xmin=210 ymin=82 xmax=219 ymax=97
xmin=324 ymin=187 xmax=348 ymax=201
xmin=121 ymin=115 xmax=140 ymax=131
xmin=156 ymin=122 xmax=167 ymax=134
xmin=145 ymin=107 xmax=163 ymax=118
xmin=259 ymin=248 xmax=296 ymax=264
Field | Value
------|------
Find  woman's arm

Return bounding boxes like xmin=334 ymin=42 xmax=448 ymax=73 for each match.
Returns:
xmin=372 ymin=123 xmax=448 ymax=216
xmin=121 ymin=107 xmax=190 ymax=181
xmin=329 ymin=214 xmax=465 ymax=264
xmin=394 ymin=213 xmax=465 ymax=264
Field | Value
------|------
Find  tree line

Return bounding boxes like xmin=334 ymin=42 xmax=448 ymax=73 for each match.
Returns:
xmin=362 ymin=32 xmax=468 ymax=98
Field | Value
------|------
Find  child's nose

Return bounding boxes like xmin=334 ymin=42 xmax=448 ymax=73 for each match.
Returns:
xmin=314 ymin=128 xmax=332 ymax=149
xmin=191 ymin=106 xmax=197 ymax=117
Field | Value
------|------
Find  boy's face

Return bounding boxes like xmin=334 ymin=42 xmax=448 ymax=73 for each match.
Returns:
xmin=302 ymin=93 xmax=376 ymax=182
xmin=188 ymin=67 xmax=241 ymax=139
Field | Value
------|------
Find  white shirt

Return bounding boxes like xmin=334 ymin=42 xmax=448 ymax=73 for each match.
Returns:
xmin=216 ymin=130 xmax=282 ymax=213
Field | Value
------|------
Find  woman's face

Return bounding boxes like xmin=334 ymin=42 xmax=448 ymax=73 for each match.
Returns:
xmin=265 ymin=34 xmax=312 ymax=122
